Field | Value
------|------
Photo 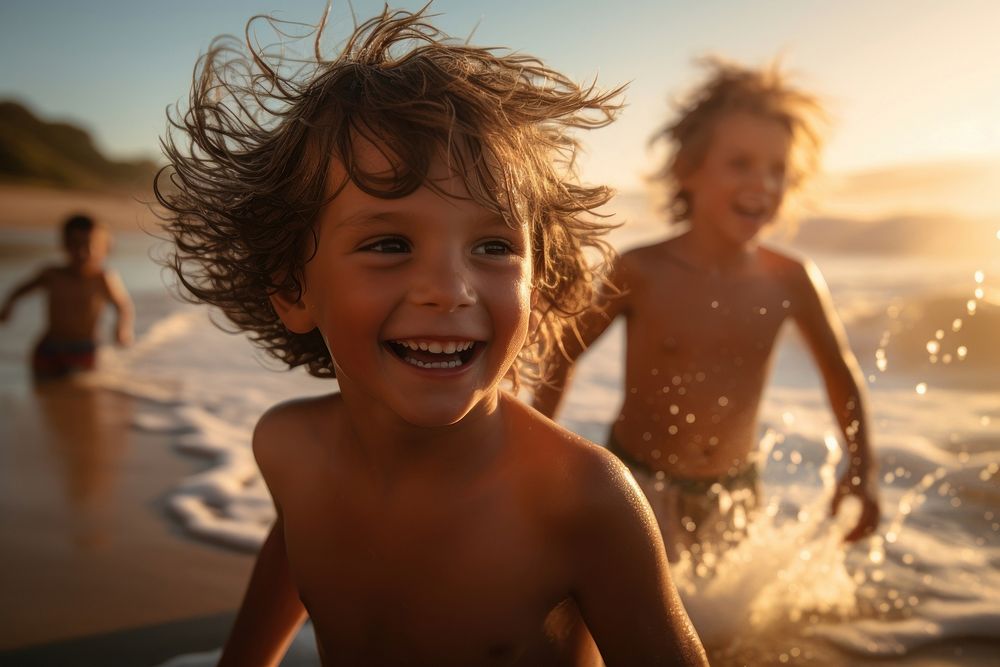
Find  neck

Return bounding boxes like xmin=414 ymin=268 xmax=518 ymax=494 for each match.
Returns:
xmin=337 ymin=388 xmax=508 ymax=487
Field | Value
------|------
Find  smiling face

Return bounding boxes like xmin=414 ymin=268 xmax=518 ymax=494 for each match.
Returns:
xmin=680 ymin=111 xmax=792 ymax=246
xmin=272 ymin=145 xmax=532 ymax=428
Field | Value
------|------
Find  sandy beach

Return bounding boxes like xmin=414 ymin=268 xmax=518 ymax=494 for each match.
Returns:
xmin=0 ymin=379 xmax=253 ymax=664
xmin=0 ymin=184 xmax=253 ymax=664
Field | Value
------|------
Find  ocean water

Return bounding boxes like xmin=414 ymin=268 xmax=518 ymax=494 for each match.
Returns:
xmin=1 ymin=207 xmax=997 ymax=666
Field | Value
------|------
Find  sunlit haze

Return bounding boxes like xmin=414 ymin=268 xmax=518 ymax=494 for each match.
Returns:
xmin=2 ymin=0 xmax=998 ymax=193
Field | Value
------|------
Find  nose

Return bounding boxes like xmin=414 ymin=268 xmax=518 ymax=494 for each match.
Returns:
xmin=407 ymin=249 xmax=477 ymax=312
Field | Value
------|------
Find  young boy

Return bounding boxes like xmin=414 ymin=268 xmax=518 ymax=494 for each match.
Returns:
xmin=157 ymin=8 xmax=706 ymax=666
xmin=0 ymin=214 xmax=133 ymax=379
xmin=534 ymin=58 xmax=881 ymax=562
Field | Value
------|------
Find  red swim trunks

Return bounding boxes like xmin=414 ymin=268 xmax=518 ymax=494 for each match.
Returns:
xmin=31 ymin=338 xmax=97 ymax=379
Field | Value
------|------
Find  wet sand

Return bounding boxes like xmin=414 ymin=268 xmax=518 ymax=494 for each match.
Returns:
xmin=0 ymin=378 xmax=253 ymax=663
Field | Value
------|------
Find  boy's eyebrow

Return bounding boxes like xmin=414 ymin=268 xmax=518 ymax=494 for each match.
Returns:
xmin=330 ymin=207 xmax=511 ymax=231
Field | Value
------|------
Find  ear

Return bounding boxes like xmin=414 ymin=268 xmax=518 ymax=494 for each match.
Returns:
xmin=269 ymin=288 xmax=316 ymax=334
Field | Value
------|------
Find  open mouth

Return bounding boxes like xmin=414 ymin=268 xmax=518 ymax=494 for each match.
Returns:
xmin=385 ymin=339 xmax=483 ymax=370
xmin=733 ymin=198 xmax=771 ymax=223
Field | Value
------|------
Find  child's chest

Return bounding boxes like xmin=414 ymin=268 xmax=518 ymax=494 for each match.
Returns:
xmin=630 ymin=268 xmax=795 ymax=356
xmin=279 ymin=477 xmax=569 ymax=662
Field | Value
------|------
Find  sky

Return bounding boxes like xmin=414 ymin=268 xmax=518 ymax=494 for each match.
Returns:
xmin=1 ymin=0 xmax=999 ymax=192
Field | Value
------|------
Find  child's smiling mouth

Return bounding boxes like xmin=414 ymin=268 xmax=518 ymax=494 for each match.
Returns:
xmin=385 ymin=338 xmax=483 ymax=370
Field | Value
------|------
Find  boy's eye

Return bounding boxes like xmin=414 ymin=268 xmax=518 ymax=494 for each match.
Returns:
xmin=473 ymin=239 xmax=515 ymax=256
xmin=360 ymin=237 xmax=410 ymax=253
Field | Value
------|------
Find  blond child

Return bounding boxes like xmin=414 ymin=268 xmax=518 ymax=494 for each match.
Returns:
xmin=0 ymin=214 xmax=133 ymax=379
xmin=534 ymin=58 xmax=880 ymax=562
xmin=157 ymin=8 xmax=706 ymax=666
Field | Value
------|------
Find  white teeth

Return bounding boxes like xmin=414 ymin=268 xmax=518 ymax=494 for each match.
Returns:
xmin=405 ymin=358 xmax=463 ymax=369
xmin=392 ymin=339 xmax=477 ymax=357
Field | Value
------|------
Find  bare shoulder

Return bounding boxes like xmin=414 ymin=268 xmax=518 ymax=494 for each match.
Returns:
xmin=619 ymin=239 xmax=676 ymax=278
xmin=253 ymin=392 xmax=344 ymax=479
xmin=758 ymin=244 xmax=821 ymax=289
xmin=758 ymin=243 xmax=808 ymax=273
xmin=504 ymin=397 xmax=642 ymax=522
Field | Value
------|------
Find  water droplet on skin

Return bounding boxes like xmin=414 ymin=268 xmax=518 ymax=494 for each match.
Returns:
xmin=710 ymin=300 xmax=719 ymax=309
xmin=915 ymin=382 xmax=928 ymax=395
xmin=957 ymin=346 xmax=968 ymax=359
xmin=642 ymin=432 xmax=652 ymax=442
xmin=669 ymin=404 xmax=679 ymax=415
xmin=718 ymin=395 xmax=729 ymax=407
xmin=952 ymin=318 xmax=963 ymax=332
xmin=967 ymin=300 xmax=977 ymax=315
xmin=668 ymin=425 xmax=678 ymax=435
xmin=667 ymin=454 xmax=678 ymax=464
xmin=926 ymin=341 xmax=940 ymax=355
xmin=974 ymin=287 xmax=985 ymax=299
xmin=974 ymin=269 xmax=984 ymax=284
xmin=685 ymin=413 xmax=696 ymax=424
xmin=782 ymin=299 xmax=791 ymax=309
xmin=758 ymin=307 xmax=767 ymax=315
xmin=650 ymin=368 xmax=659 ymax=376
xmin=651 ymin=449 xmax=661 ymax=459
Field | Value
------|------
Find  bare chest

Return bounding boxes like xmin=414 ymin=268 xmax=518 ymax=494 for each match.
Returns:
xmin=280 ymin=479 xmax=568 ymax=665
xmin=628 ymin=268 xmax=794 ymax=364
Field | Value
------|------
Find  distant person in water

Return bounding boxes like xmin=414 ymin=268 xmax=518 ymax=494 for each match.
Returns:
xmin=0 ymin=214 xmax=133 ymax=380
xmin=534 ymin=58 xmax=880 ymax=562
xmin=157 ymin=7 xmax=706 ymax=666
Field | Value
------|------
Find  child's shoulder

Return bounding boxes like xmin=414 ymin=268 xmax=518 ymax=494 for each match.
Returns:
xmin=253 ymin=392 xmax=344 ymax=466
xmin=504 ymin=396 xmax=643 ymax=516
xmin=757 ymin=244 xmax=824 ymax=288
xmin=615 ymin=239 xmax=682 ymax=284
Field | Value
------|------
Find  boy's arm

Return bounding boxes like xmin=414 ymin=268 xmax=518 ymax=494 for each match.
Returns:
xmin=219 ymin=412 xmax=308 ymax=666
xmin=218 ymin=514 xmax=308 ymax=667
xmin=532 ymin=256 xmax=630 ymax=419
xmin=0 ymin=270 xmax=47 ymax=322
xmin=791 ymin=259 xmax=880 ymax=542
xmin=571 ymin=451 xmax=708 ymax=666
xmin=102 ymin=270 xmax=134 ymax=345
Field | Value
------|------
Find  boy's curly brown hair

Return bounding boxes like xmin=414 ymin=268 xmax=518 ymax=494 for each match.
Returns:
xmin=156 ymin=7 xmax=623 ymax=387
xmin=650 ymin=56 xmax=826 ymax=224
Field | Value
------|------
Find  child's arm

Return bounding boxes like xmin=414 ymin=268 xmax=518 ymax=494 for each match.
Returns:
xmin=532 ymin=257 xmax=630 ymax=418
xmin=218 ymin=514 xmax=308 ymax=667
xmin=0 ymin=270 xmax=48 ymax=322
xmin=219 ymin=412 xmax=308 ymax=666
xmin=102 ymin=270 xmax=134 ymax=345
xmin=572 ymin=451 xmax=708 ymax=665
xmin=791 ymin=259 xmax=880 ymax=542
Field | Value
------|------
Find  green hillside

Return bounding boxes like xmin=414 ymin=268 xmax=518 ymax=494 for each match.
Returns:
xmin=0 ymin=100 xmax=159 ymax=191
